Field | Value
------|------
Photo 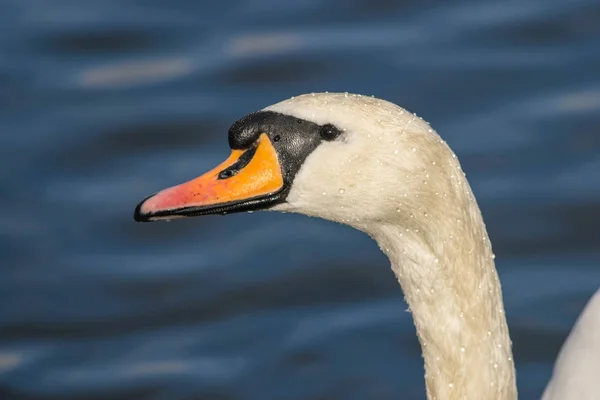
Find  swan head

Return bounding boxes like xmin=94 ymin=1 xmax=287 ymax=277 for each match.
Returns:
xmin=134 ymin=93 xmax=462 ymax=234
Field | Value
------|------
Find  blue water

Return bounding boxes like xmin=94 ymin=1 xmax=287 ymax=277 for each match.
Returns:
xmin=1 ymin=0 xmax=600 ymax=399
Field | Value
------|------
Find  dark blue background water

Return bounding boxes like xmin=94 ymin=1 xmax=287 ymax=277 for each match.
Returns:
xmin=2 ymin=0 xmax=600 ymax=399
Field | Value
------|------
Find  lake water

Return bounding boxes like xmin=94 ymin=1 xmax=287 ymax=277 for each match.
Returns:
xmin=1 ymin=0 xmax=600 ymax=399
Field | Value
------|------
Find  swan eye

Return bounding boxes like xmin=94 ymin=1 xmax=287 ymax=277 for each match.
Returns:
xmin=319 ymin=124 xmax=341 ymax=141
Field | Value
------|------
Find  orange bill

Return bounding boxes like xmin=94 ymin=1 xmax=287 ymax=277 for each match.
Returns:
xmin=134 ymin=133 xmax=284 ymax=221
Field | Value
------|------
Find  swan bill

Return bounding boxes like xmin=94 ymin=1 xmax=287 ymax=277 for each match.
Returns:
xmin=134 ymin=133 xmax=285 ymax=221
xmin=134 ymin=109 xmax=339 ymax=222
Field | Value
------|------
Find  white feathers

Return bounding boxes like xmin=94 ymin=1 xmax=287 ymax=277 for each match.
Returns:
xmin=267 ymin=93 xmax=517 ymax=399
xmin=260 ymin=93 xmax=598 ymax=400
xmin=542 ymin=290 xmax=600 ymax=400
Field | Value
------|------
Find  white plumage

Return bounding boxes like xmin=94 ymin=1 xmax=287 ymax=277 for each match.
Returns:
xmin=264 ymin=93 xmax=599 ymax=400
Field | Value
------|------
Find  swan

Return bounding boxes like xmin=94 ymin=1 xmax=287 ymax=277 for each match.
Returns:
xmin=542 ymin=289 xmax=600 ymax=400
xmin=133 ymin=93 xmax=599 ymax=399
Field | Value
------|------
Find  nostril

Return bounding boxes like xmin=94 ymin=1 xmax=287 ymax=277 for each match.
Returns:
xmin=218 ymin=169 xmax=235 ymax=179
xmin=218 ymin=144 xmax=258 ymax=180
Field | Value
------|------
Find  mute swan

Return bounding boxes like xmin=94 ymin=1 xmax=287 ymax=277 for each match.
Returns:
xmin=133 ymin=93 xmax=599 ymax=399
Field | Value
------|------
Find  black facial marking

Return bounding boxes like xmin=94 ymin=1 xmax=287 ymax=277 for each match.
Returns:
xmin=227 ymin=111 xmax=341 ymax=188
xmin=216 ymin=111 xmax=342 ymax=214
xmin=217 ymin=144 xmax=257 ymax=180
xmin=225 ymin=111 xmax=344 ymax=210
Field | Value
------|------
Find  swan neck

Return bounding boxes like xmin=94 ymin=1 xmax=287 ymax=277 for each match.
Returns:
xmin=370 ymin=208 xmax=517 ymax=399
